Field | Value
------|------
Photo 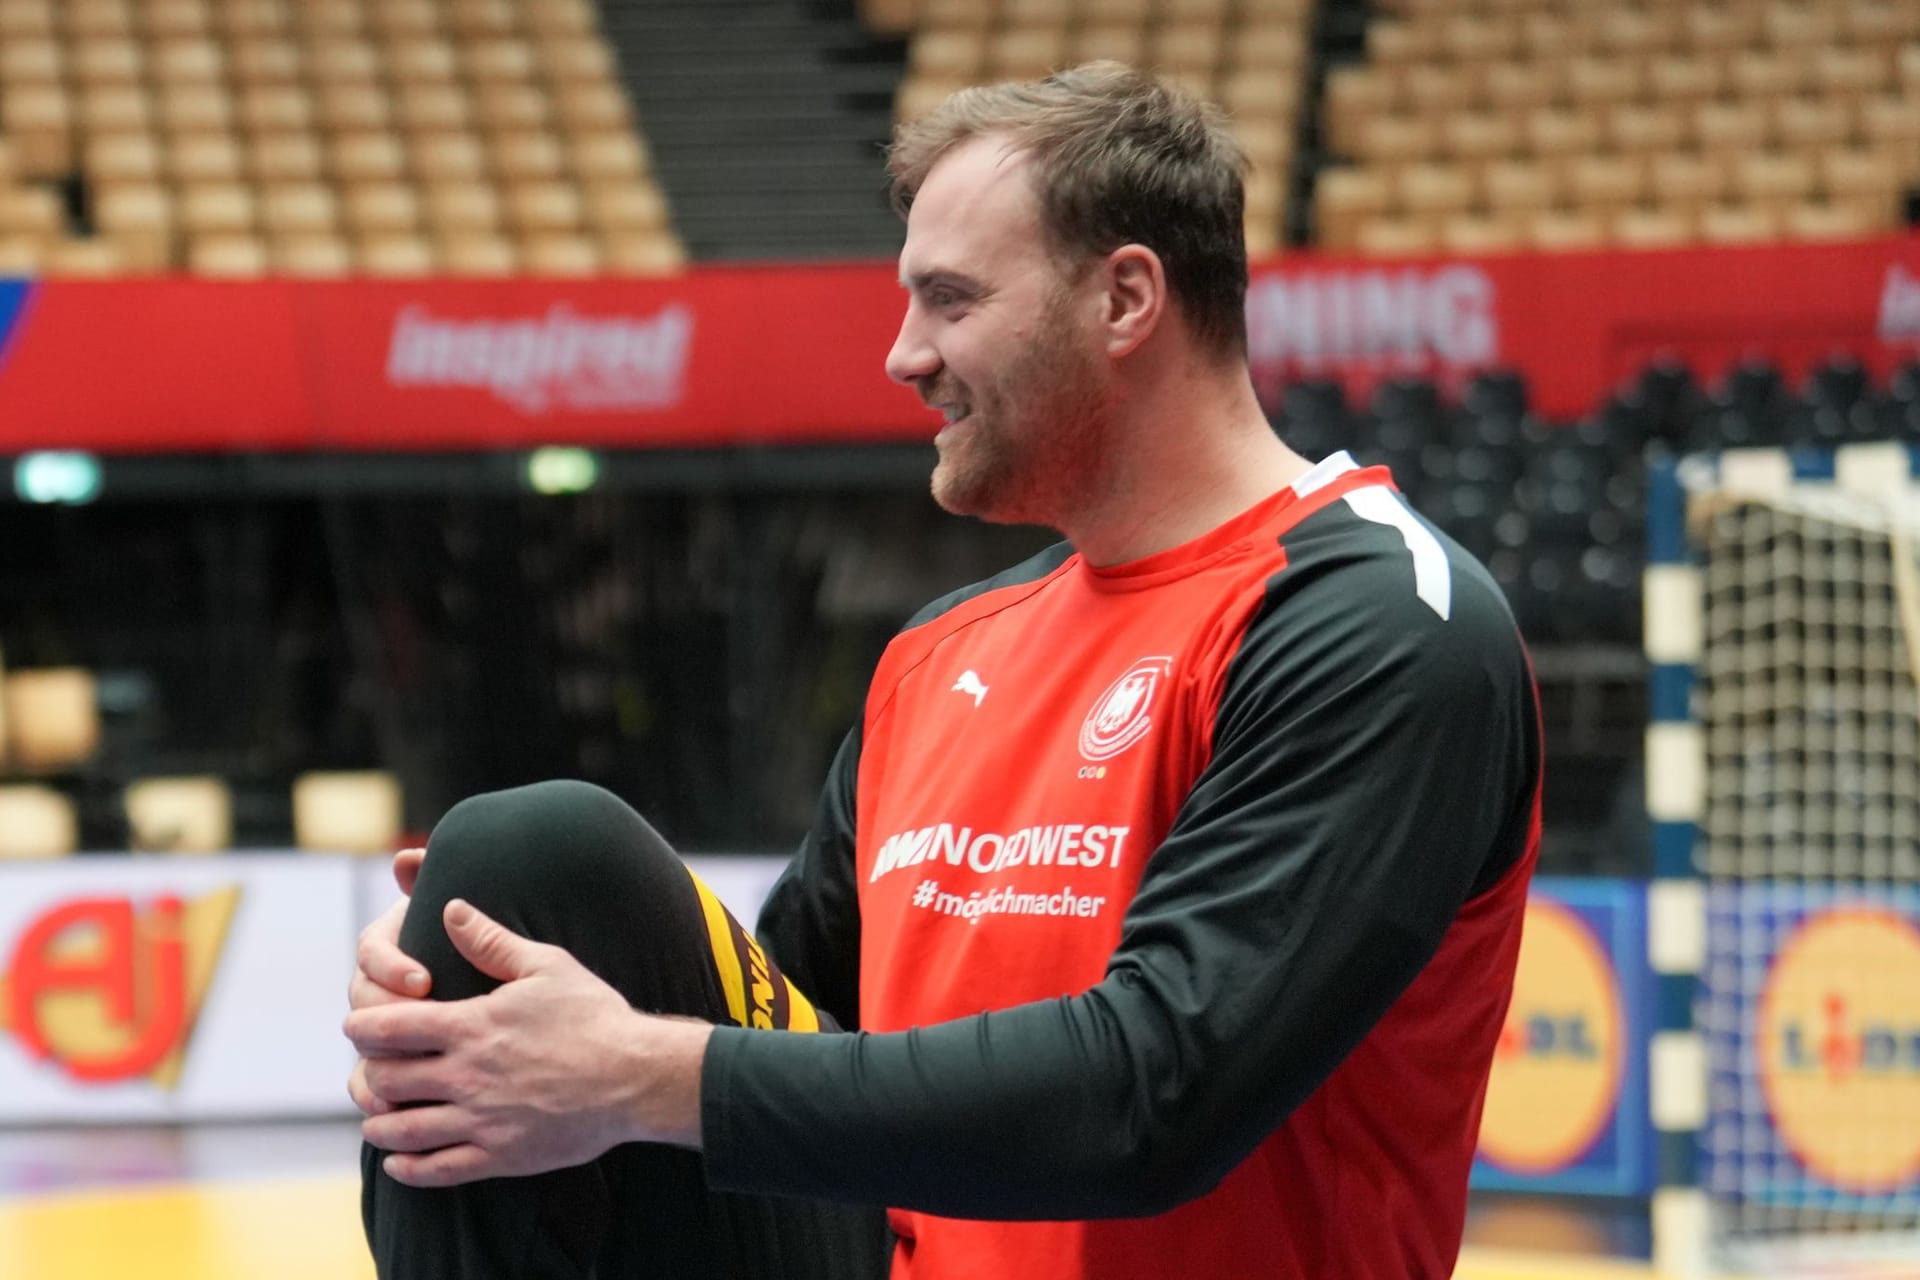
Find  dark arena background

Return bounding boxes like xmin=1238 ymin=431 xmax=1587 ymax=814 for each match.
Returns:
xmin=0 ymin=0 xmax=1917 ymax=1276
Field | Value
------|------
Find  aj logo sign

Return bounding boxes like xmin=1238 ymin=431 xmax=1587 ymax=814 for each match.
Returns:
xmin=0 ymin=889 xmax=241 ymax=1087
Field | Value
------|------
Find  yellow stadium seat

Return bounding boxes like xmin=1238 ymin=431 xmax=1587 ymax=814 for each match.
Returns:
xmin=43 ymin=238 xmax=123 ymax=277
xmin=150 ymin=37 xmax=223 ymax=84
xmin=1567 ymin=55 xmax=1641 ymax=107
xmin=1844 ymin=0 xmax=1907 ymax=43
xmin=66 ymin=0 xmax=134 ymax=38
xmin=1217 ymin=70 xmax=1294 ymax=120
xmin=260 ymin=182 xmax=340 ymax=235
xmin=1526 ymin=207 xmax=1607 ymax=252
xmin=1071 ymin=24 xmax=1145 ymax=66
xmin=1439 ymin=13 xmax=1521 ymax=62
xmin=1482 ymin=62 xmax=1551 ymax=115
xmin=1697 ymin=201 xmax=1780 ymax=246
xmin=1482 ymin=158 xmax=1561 ymax=212
xmin=160 ymin=83 xmax=234 ymax=134
xmin=0 ymin=186 xmax=62 ymax=238
xmin=520 ymin=231 xmax=601 ymax=277
xmin=317 ymin=83 xmax=395 ymax=133
xmin=1397 ymin=161 xmax=1477 ymax=218
xmin=534 ymin=36 xmax=617 ymax=84
xmin=79 ymin=85 xmax=154 ymax=135
xmin=1773 ymin=99 xmax=1851 ymax=152
xmin=465 ymin=38 xmax=539 ymax=84
xmin=71 ymin=37 xmax=143 ymax=86
xmin=447 ymin=0 xmax=519 ymax=39
xmin=1646 ymin=53 xmax=1723 ymax=102
xmin=1648 ymin=152 xmax=1730 ymax=216
xmin=921 ymin=0 xmax=998 ymax=27
xmin=238 ymin=84 xmax=314 ymax=133
xmin=343 ymin=182 xmax=422 ymax=234
xmin=179 ymin=182 xmax=256 ymax=235
xmin=4 ymin=669 xmax=99 ymax=771
xmin=523 ymin=0 xmax=597 ymax=35
xmin=188 ymin=233 xmax=269 ymax=276
xmin=1357 ymin=114 xmax=1440 ymax=165
xmin=307 ymin=38 xmax=382 ymax=84
xmin=1323 ymin=66 xmax=1394 ymax=157
xmin=1441 ymin=110 xmax=1522 ymax=164
xmin=171 ymin=132 xmax=244 ymax=181
xmin=386 ymin=38 xmax=460 ymax=84
xmin=1153 ymin=24 xmax=1224 ymax=76
xmin=988 ymin=26 xmax=1068 ymax=79
xmin=357 ymin=234 xmax=437 ymax=277
xmin=295 ymin=0 xmax=367 ymax=38
xmin=1440 ymin=211 xmax=1526 ymax=255
xmin=411 ymin=132 xmax=488 ymax=182
xmin=1733 ymin=151 xmax=1816 ymax=216
xmin=1523 ymin=106 xmax=1603 ymax=158
xmin=397 ymin=84 xmax=472 ymax=132
xmin=1819 ymin=147 xmax=1901 ymax=213
xmin=1692 ymin=101 xmax=1771 ymax=155
xmin=552 ymin=83 xmax=628 ymax=130
xmin=1761 ymin=1 xmax=1840 ymax=50
xmin=367 ymin=0 xmax=442 ymax=38
xmin=331 ymin=132 xmax=408 ymax=181
xmin=1782 ymin=199 xmax=1882 ymax=242
xmin=1354 ymin=214 xmax=1439 ymax=257
xmin=1859 ymin=93 xmax=1920 ymax=169
xmin=1232 ymin=24 xmax=1305 ymax=72
xmin=0 ymin=236 xmax=41 ymax=273
xmin=0 ymin=35 xmax=60 ymax=83
xmin=0 ymin=0 xmax=54 ymax=36
xmin=294 ymin=771 xmax=403 ymax=856
xmin=423 ymin=182 xmax=503 ymax=231
xmin=125 ymin=776 xmax=233 ymax=854
xmin=906 ymin=28 xmax=983 ymax=79
xmin=1567 ymin=153 xmax=1645 ymax=214
xmin=1680 ymin=7 xmax=1757 ymax=54
xmin=93 ymin=183 xmax=172 ymax=268
xmin=249 ymin=132 xmax=325 ymax=181
xmin=1401 ymin=65 xmax=1472 ymax=116
xmin=582 ymin=181 xmax=668 ymax=231
xmin=146 ymin=0 xmax=211 ymax=39
xmin=492 ymin=130 xmax=567 ymax=182
xmin=1811 ymin=47 xmax=1890 ymax=99
xmin=221 ymin=0 xmax=290 ymax=36
xmin=570 ymin=131 xmax=650 ymax=182
xmin=87 ymin=133 xmax=164 ymax=182
xmin=1610 ymin=206 xmax=1696 ymax=250
xmin=0 ymin=785 xmax=77 ymax=859
xmin=1233 ymin=118 xmax=1293 ymax=172
xmin=476 ymin=83 xmax=552 ymax=131
xmin=1518 ymin=12 xmax=1574 ymax=59
xmin=1606 ymin=102 xmax=1687 ymax=155
xmin=439 ymin=232 xmax=518 ymax=276
xmin=1727 ymin=49 xmax=1806 ymax=101
xmin=272 ymin=233 xmax=353 ymax=276
xmin=1366 ymin=21 xmax=1434 ymax=65
xmin=504 ymin=180 xmax=585 ymax=233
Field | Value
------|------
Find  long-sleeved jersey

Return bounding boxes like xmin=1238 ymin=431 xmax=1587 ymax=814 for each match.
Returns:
xmin=701 ymin=452 xmax=1543 ymax=1279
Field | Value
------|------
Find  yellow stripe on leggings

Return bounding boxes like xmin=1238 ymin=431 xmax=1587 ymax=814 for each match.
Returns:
xmin=686 ymin=869 xmax=747 ymax=1027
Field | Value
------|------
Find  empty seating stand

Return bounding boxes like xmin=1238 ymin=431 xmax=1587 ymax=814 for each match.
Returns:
xmin=1316 ymin=0 xmax=1920 ymax=254
xmin=0 ymin=0 xmax=686 ymax=276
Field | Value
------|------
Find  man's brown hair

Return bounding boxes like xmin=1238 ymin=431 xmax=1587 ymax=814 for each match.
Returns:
xmin=887 ymin=61 xmax=1251 ymax=358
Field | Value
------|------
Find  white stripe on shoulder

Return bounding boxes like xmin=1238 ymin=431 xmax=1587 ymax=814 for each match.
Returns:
xmin=1289 ymin=450 xmax=1361 ymax=497
xmin=1341 ymin=485 xmax=1453 ymax=621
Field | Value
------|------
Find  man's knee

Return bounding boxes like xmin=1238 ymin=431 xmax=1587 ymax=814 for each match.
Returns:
xmin=421 ymin=779 xmax=676 ymax=905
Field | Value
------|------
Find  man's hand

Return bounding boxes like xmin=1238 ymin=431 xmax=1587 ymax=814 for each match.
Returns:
xmin=347 ymin=898 xmax=714 ymax=1188
xmin=348 ymin=847 xmax=428 ymax=1119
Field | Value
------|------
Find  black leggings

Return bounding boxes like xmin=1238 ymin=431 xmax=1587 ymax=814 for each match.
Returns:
xmin=360 ymin=780 xmax=889 ymax=1279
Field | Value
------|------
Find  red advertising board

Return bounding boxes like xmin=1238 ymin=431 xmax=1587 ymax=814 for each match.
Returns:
xmin=0 ymin=237 xmax=1915 ymax=454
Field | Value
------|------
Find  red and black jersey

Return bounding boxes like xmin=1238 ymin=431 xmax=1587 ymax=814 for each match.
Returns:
xmin=703 ymin=453 xmax=1542 ymax=1279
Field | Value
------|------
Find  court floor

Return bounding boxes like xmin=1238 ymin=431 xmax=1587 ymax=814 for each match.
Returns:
xmin=0 ymin=1121 xmax=1674 ymax=1280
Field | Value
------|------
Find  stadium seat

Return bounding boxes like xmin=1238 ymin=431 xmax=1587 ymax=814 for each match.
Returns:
xmin=0 ymin=785 xmax=78 ymax=859
xmin=356 ymin=233 xmax=436 ymax=277
xmin=125 ymin=775 xmax=233 ymax=854
xmin=293 ymin=769 xmax=403 ymax=855
xmin=260 ymin=182 xmax=339 ymax=235
xmin=440 ymin=231 xmax=518 ymax=276
xmin=343 ymin=183 xmax=423 ymax=235
xmin=44 ymin=238 xmax=123 ymax=277
xmin=179 ymin=182 xmax=257 ymax=236
xmin=271 ymin=233 xmax=352 ymax=276
xmin=171 ymin=132 xmax=244 ymax=181
xmin=188 ymin=233 xmax=269 ymax=276
xmin=3 ymin=668 xmax=100 ymax=771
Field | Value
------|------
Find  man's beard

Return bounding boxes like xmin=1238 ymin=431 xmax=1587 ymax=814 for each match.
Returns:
xmin=930 ymin=297 xmax=1113 ymax=527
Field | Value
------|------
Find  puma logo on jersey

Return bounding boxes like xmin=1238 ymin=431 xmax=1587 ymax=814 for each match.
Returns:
xmin=951 ymin=670 xmax=989 ymax=707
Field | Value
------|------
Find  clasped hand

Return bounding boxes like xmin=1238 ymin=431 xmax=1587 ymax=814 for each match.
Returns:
xmin=345 ymin=850 xmax=710 ymax=1188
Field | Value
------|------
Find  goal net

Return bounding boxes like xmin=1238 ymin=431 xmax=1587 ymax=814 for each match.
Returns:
xmin=1686 ymin=454 xmax=1920 ymax=1275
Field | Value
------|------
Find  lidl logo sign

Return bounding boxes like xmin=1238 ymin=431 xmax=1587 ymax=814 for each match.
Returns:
xmin=1479 ymin=897 xmax=1626 ymax=1175
xmin=1759 ymin=906 xmax=1920 ymax=1193
xmin=0 ymin=890 xmax=240 ymax=1087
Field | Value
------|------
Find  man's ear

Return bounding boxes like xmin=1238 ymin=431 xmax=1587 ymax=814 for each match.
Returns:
xmin=1102 ymin=244 xmax=1166 ymax=358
